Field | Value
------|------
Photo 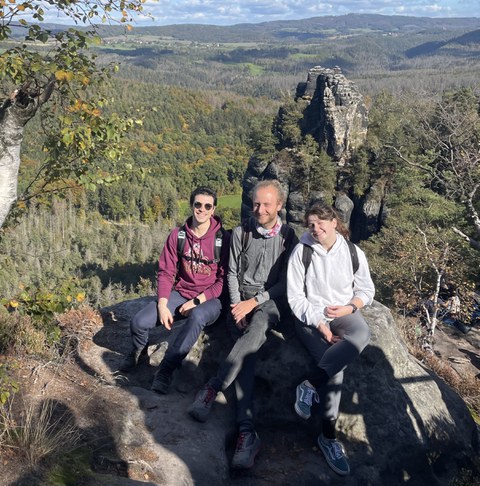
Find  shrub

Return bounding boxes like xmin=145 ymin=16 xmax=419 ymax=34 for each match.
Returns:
xmin=0 ymin=313 xmax=51 ymax=357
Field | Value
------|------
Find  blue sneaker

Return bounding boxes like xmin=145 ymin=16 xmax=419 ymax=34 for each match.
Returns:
xmin=294 ymin=380 xmax=319 ymax=419
xmin=317 ymin=434 xmax=350 ymax=476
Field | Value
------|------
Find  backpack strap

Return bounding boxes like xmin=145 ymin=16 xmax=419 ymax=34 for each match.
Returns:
xmin=280 ymin=223 xmax=296 ymax=253
xmin=301 ymin=244 xmax=313 ymax=296
xmin=176 ymin=225 xmax=187 ymax=274
xmin=346 ymin=240 xmax=359 ymax=275
xmin=238 ymin=219 xmax=252 ymax=293
xmin=213 ymin=228 xmax=224 ymax=262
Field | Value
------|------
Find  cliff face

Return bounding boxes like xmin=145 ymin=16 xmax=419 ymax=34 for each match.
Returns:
xmin=296 ymin=66 xmax=368 ymax=166
xmin=241 ymin=66 xmax=377 ymax=236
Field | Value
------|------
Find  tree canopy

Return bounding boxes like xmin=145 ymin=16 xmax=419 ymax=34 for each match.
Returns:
xmin=0 ymin=0 xmax=146 ymax=227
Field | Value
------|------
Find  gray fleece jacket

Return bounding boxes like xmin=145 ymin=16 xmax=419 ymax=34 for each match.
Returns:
xmin=227 ymin=218 xmax=298 ymax=304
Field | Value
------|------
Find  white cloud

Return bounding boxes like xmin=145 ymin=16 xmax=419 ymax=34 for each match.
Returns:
xmin=28 ymin=0 xmax=480 ymax=26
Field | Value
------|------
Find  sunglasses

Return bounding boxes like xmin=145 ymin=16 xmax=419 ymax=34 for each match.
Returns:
xmin=193 ymin=201 xmax=214 ymax=211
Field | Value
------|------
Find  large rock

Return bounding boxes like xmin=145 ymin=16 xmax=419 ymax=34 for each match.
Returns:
xmin=70 ymin=297 xmax=479 ymax=485
xmin=297 ymin=66 xmax=368 ymax=166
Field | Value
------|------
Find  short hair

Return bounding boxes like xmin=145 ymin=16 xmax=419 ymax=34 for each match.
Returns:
xmin=189 ymin=186 xmax=217 ymax=206
xmin=251 ymin=179 xmax=286 ymax=205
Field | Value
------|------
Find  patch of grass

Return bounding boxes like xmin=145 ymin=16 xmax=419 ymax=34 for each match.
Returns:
xmin=289 ymin=53 xmax=319 ymax=60
xmin=43 ymin=447 xmax=93 ymax=486
xmin=242 ymin=63 xmax=265 ymax=75
xmin=0 ymin=397 xmax=82 ymax=468
xmin=218 ymin=193 xmax=242 ymax=208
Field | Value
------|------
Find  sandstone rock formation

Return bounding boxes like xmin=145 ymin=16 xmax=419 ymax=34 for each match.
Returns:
xmin=296 ymin=66 xmax=368 ymax=166
xmin=241 ymin=66 xmax=381 ymax=239
xmin=58 ymin=296 xmax=479 ymax=485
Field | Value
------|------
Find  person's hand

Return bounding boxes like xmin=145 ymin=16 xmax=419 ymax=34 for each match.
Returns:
xmin=235 ymin=316 xmax=249 ymax=330
xmin=231 ymin=299 xmax=257 ymax=324
xmin=324 ymin=305 xmax=353 ymax=319
xmin=316 ymin=322 xmax=341 ymax=344
xmin=157 ymin=301 xmax=174 ymax=330
xmin=179 ymin=299 xmax=196 ymax=317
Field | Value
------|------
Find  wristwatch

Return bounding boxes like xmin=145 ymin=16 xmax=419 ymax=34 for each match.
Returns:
xmin=193 ymin=297 xmax=201 ymax=306
xmin=348 ymin=303 xmax=358 ymax=314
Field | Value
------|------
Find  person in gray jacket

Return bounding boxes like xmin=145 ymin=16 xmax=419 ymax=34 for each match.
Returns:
xmin=188 ymin=180 xmax=298 ymax=469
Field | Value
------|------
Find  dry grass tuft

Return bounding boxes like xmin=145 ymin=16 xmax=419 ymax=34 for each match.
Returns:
xmin=0 ymin=396 xmax=82 ymax=467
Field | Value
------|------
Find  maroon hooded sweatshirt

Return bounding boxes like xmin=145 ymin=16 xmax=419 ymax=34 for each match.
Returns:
xmin=157 ymin=215 xmax=229 ymax=302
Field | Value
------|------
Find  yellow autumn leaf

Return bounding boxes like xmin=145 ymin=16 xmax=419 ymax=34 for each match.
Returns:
xmin=55 ymin=70 xmax=68 ymax=81
xmin=55 ymin=70 xmax=74 ymax=82
xmin=76 ymin=292 xmax=86 ymax=303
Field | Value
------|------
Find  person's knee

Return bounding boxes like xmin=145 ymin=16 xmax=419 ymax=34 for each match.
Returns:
xmin=345 ymin=321 xmax=371 ymax=352
xmin=188 ymin=306 xmax=216 ymax=330
xmin=131 ymin=314 xmax=148 ymax=334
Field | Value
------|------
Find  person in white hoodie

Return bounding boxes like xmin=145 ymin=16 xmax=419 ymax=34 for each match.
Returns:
xmin=287 ymin=202 xmax=375 ymax=477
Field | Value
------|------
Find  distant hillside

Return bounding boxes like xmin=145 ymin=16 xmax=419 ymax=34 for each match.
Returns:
xmin=406 ymin=28 xmax=480 ymax=57
xmin=96 ymin=14 xmax=480 ymax=43
xmin=5 ymin=14 xmax=475 ymax=43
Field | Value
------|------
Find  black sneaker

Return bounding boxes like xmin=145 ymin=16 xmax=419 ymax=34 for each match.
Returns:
xmin=151 ymin=368 xmax=174 ymax=394
xmin=187 ymin=384 xmax=218 ymax=422
xmin=119 ymin=345 xmax=148 ymax=372
xmin=231 ymin=430 xmax=261 ymax=469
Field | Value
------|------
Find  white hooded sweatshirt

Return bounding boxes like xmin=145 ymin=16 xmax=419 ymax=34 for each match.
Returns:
xmin=287 ymin=231 xmax=375 ymax=328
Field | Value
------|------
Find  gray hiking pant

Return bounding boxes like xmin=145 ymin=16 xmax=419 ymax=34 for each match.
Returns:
xmin=209 ymin=299 xmax=281 ymax=432
xmin=295 ymin=312 xmax=371 ymax=420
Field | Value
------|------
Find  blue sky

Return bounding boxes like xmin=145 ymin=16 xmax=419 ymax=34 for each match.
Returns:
xmin=135 ymin=0 xmax=479 ymax=25
xmin=39 ymin=1 xmax=480 ymax=26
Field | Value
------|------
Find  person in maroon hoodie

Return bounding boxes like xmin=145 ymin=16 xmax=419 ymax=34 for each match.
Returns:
xmin=119 ymin=187 xmax=229 ymax=394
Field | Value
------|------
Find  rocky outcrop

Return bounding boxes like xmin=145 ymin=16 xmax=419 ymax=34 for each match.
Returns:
xmin=296 ymin=66 xmax=368 ymax=166
xmin=241 ymin=66 xmax=375 ymax=233
xmin=61 ymin=297 xmax=480 ymax=485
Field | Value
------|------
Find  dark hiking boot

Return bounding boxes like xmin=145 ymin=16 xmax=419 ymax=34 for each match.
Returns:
xmin=151 ymin=367 xmax=174 ymax=394
xmin=119 ymin=345 xmax=149 ymax=372
xmin=231 ymin=430 xmax=261 ymax=469
xmin=187 ymin=384 xmax=218 ymax=422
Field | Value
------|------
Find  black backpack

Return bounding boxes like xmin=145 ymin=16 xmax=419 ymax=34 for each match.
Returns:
xmin=301 ymin=240 xmax=359 ymax=293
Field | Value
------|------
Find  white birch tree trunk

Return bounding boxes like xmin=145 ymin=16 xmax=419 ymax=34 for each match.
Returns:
xmin=0 ymin=82 xmax=54 ymax=228
xmin=0 ymin=104 xmax=24 ymax=227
